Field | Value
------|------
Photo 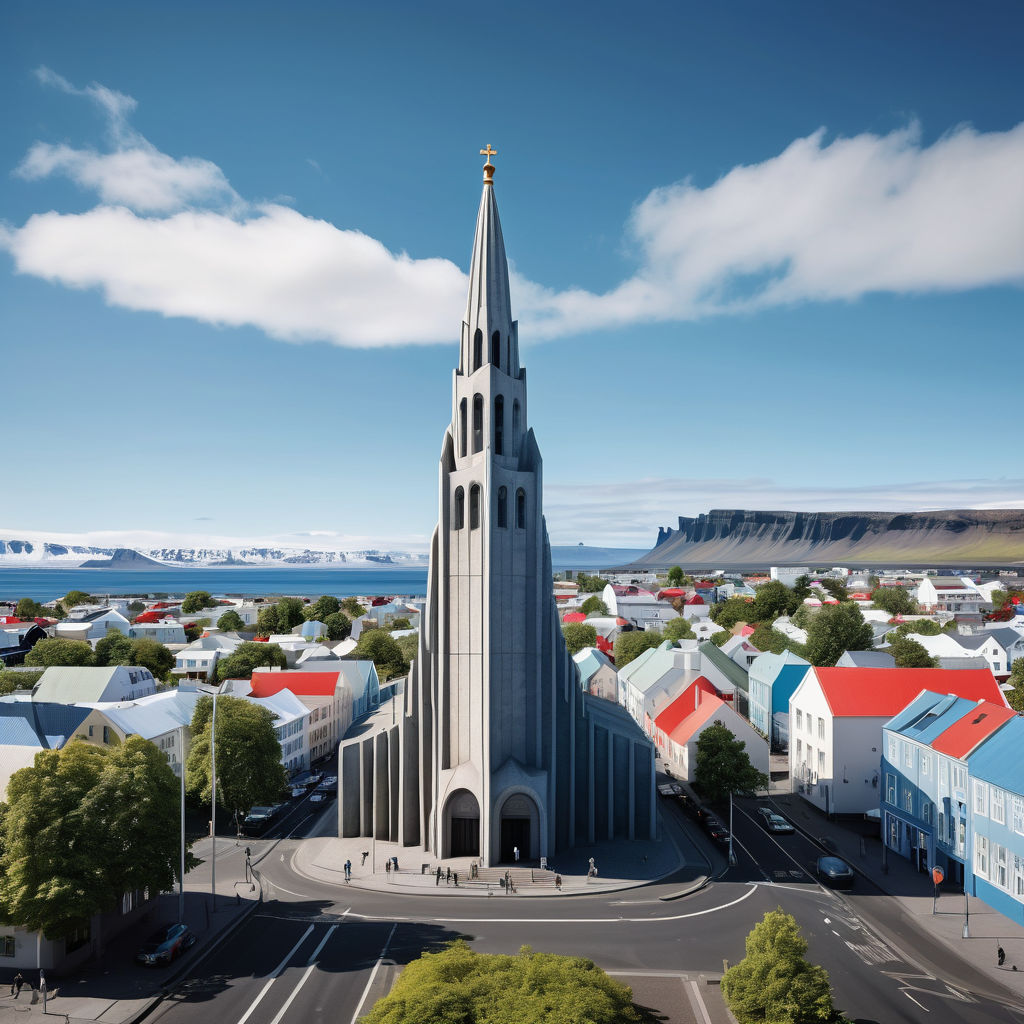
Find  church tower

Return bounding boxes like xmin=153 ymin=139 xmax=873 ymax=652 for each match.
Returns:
xmin=340 ymin=150 xmax=655 ymax=866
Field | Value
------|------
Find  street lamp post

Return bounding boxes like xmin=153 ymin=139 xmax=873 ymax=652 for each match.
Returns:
xmin=179 ymin=724 xmax=186 ymax=924
xmin=210 ymin=690 xmax=218 ymax=909
xmin=963 ymin=889 xmax=970 ymax=938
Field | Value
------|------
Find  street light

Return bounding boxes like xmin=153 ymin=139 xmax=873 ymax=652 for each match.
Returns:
xmin=210 ymin=689 xmax=219 ymax=909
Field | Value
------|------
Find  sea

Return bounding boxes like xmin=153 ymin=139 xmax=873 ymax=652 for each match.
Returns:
xmin=0 ymin=547 xmax=646 ymax=601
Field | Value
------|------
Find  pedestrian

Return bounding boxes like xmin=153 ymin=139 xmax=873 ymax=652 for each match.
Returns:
xmin=999 ymin=945 xmax=1006 ymax=967
xmin=344 ymin=859 xmax=352 ymax=882
xmin=514 ymin=845 xmax=520 ymax=862
xmin=446 ymin=866 xmax=451 ymax=885
xmin=361 ymin=851 xmax=368 ymax=866
xmin=435 ymin=866 xmax=442 ymax=886
xmin=555 ymin=873 xmax=562 ymax=891
xmin=453 ymin=871 xmax=459 ymax=887
xmin=385 ymin=859 xmax=391 ymax=877
xmin=11 ymin=973 xmax=23 ymax=998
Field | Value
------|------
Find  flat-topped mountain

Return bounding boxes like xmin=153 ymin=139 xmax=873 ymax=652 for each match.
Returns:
xmin=634 ymin=508 xmax=1024 ymax=568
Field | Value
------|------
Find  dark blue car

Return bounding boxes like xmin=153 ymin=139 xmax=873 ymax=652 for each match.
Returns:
xmin=136 ymin=923 xmax=196 ymax=966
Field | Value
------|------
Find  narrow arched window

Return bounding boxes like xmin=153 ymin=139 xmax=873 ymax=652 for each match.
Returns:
xmin=472 ymin=393 xmax=483 ymax=453
xmin=494 ymin=395 xmax=504 ymax=455
xmin=512 ymin=400 xmax=521 ymax=451
xmin=459 ymin=397 xmax=467 ymax=458
xmin=470 ymin=484 xmax=481 ymax=530
xmin=491 ymin=330 xmax=501 ymax=368
xmin=516 ymin=488 xmax=526 ymax=529
xmin=497 ymin=486 xmax=507 ymax=528
xmin=473 ymin=329 xmax=483 ymax=372
xmin=454 ymin=487 xmax=465 ymax=530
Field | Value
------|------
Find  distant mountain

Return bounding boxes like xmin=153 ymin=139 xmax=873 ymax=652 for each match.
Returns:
xmin=632 ymin=509 xmax=1024 ymax=568
xmin=79 ymin=548 xmax=172 ymax=569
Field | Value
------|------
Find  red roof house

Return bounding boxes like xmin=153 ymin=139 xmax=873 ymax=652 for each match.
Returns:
xmin=250 ymin=670 xmax=343 ymax=698
xmin=930 ymin=701 xmax=1016 ymax=759
xmin=562 ymin=612 xmax=586 ymax=623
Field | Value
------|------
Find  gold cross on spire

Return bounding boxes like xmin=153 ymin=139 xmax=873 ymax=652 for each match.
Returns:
xmin=480 ymin=144 xmax=497 ymax=184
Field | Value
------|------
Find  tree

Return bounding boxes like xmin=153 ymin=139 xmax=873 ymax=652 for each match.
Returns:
xmin=0 ymin=669 xmax=43 ymax=696
xmin=354 ymin=628 xmax=409 ymax=681
xmin=666 ymin=565 xmax=685 ymax=587
xmin=663 ymin=617 xmax=695 ymax=642
xmin=694 ymin=722 xmax=768 ymax=803
xmin=576 ymin=573 xmax=609 ymax=594
xmin=59 ymin=590 xmax=93 ymax=614
xmin=819 ymin=578 xmax=848 ymax=602
xmin=395 ymin=633 xmax=419 ymax=666
xmin=710 ymin=630 xmax=731 ymax=647
xmin=130 ymin=638 xmax=175 ymax=678
xmin=888 ymin=634 xmax=939 ymax=669
xmin=94 ymin=628 xmax=135 ymax=666
xmin=15 ymin=597 xmax=48 ymax=619
xmin=181 ymin=591 xmax=218 ymax=614
xmin=749 ymin=623 xmax=800 ymax=657
xmin=276 ymin=597 xmax=306 ymax=632
xmin=749 ymin=581 xmax=797 ymax=623
xmin=254 ymin=604 xmax=280 ymax=637
xmin=888 ymin=619 xmax=941 ymax=639
xmin=24 ymin=637 xmax=94 ymax=667
xmin=341 ymin=597 xmax=367 ymax=618
xmin=803 ymin=603 xmax=874 ymax=667
xmin=127 ymin=600 xmax=146 ymax=616
xmin=791 ymin=603 xmax=818 ymax=630
xmin=562 ymin=622 xmax=598 ymax=655
xmin=722 ymin=909 xmax=841 ymax=1024
xmin=0 ymin=737 xmax=182 ymax=939
xmin=871 ymin=586 xmax=917 ymax=616
xmin=614 ymin=630 xmax=664 ymax=668
xmin=305 ymin=595 xmax=341 ymax=621
xmin=1005 ymin=660 xmax=1024 ymax=713
xmin=215 ymin=642 xmax=287 ymax=682
xmin=389 ymin=616 xmax=412 ymax=631
xmin=186 ymin=696 xmax=287 ymax=819
xmin=581 ymin=595 xmax=609 ymax=617
xmin=710 ymin=597 xmax=752 ymax=631
xmin=791 ymin=575 xmax=812 ymax=604
xmin=183 ymin=623 xmax=204 ymax=643
xmin=364 ymin=940 xmax=642 ymax=1024
xmin=217 ymin=610 xmax=246 ymax=632
xmin=324 ymin=611 xmax=352 ymax=641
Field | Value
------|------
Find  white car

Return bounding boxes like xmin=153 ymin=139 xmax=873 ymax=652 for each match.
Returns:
xmin=758 ymin=807 xmax=794 ymax=834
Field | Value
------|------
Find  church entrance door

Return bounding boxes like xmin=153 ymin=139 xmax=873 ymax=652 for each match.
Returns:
xmin=443 ymin=789 xmax=480 ymax=857
xmin=500 ymin=817 xmax=530 ymax=863
xmin=451 ymin=817 xmax=479 ymax=856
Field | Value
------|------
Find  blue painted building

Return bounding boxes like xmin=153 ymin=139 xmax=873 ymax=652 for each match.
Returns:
xmin=747 ymin=650 xmax=809 ymax=752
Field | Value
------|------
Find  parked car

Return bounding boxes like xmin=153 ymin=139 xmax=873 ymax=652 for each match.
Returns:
xmin=703 ymin=816 xmax=731 ymax=846
xmin=757 ymin=807 xmax=795 ymax=834
xmin=136 ymin=923 xmax=196 ymax=966
xmin=243 ymin=805 xmax=280 ymax=834
xmin=817 ymin=856 xmax=855 ymax=888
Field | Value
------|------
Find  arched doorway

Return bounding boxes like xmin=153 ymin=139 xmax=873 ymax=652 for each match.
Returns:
xmin=443 ymin=789 xmax=480 ymax=857
xmin=497 ymin=792 xmax=540 ymax=863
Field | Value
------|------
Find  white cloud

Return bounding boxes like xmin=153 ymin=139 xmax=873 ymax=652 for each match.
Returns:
xmin=3 ymin=69 xmax=1023 ymax=347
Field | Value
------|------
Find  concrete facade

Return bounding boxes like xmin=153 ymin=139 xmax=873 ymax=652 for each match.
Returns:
xmin=338 ymin=160 xmax=654 ymax=865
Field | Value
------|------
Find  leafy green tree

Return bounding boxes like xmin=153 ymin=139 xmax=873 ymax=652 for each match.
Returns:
xmin=215 ymin=642 xmax=287 ymax=682
xmin=15 ymin=597 xmax=48 ymax=619
xmin=694 ymin=722 xmax=768 ymax=802
xmin=722 ymin=909 xmax=841 ymax=1024
xmin=59 ymin=590 xmax=93 ymax=614
xmin=25 ymin=637 xmax=94 ymax=667
xmin=364 ymin=940 xmax=642 ymax=1024
xmin=186 ymin=696 xmax=287 ymax=819
xmin=562 ymin=622 xmax=598 ymax=655
xmin=581 ymin=595 xmax=609 ymax=617
xmin=749 ymin=581 xmax=797 ymax=623
xmin=888 ymin=634 xmax=939 ymax=669
xmin=819 ymin=578 xmax=849 ymax=602
xmin=791 ymin=575 xmax=812 ymax=604
xmin=275 ymin=597 xmax=305 ymax=632
xmin=354 ymin=628 xmax=409 ymax=681
xmin=127 ymin=600 xmax=146 ymax=616
xmin=305 ymin=595 xmax=341 ymax=621
xmin=711 ymin=630 xmax=731 ymax=647
xmin=94 ymin=628 xmax=135 ymax=666
xmin=710 ymin=596 xmax=752 ymax=630
xmin=395 ymin=633 xmax=419 ymax=666
xmin=576 ymin=573 xmax=609 ymax=594
xmin=254 ymin=605 xmax=280 ymax=637
xmin=666 ymin=565 xmax=685 ymax=586
xmin=791 ymin=603 xmax=818 ymax=630
xmin=871 ymin=586 xmax=917 ymax=616
xmin=389 ymin=616 xmax=412 ymax=631
xmin=0 ymin=669 xmax=43 ymax=695
xmin=324 ymin=612 xmax=352 ymax=641
xmin=0 ymin=737 xmax=182 ymax=939
xmin=181 ymin=591 xmax=218 ymax=614
xmin=614 ymin=630 xmax=664 ymax=668
xmin=217 ymin=610 xmax=246 ymax=632
xmin=130 ymin=638 xmax=175 ymax=678
xmin=663 ymin=617 xmax=696 ymax=642
xmin=749 ymin=623 xmax=800 ymax=657
xmin=341 ymin=597 xmax=367 ymax=617
xmin=1005 ymin=661 xmax=1024 ymax=713
xmin=803 ymin=603 xmax=874 ymax=667
xmin=183 ymin=623 xmax=204 ymax=643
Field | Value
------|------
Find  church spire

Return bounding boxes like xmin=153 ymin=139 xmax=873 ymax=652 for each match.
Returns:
xmin=462 ymin=145 xmax=515 ymax=376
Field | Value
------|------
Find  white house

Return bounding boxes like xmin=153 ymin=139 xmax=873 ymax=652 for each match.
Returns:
xmin=789 ymin=667 xmax=1008 ymax=817
xmin=129 ymin=619 xmax=187 ymax=644
xmin=617 ymin=640 xmax=702 ymax=734
xmin=720 ymin=634 xmax=761 ymax=670
xmin=573 ymin=647 xmax=618 ymax=702
xmin=173 ymin=632 xmax=244 ymax=681
xmin=916 ymin=577 xmax=984 ymax=616
xmin=602 ymin=584 xmax=680 ymax=631
xmin=33 ymin=665 xmax=158 ymax=704
xmin=55 ymin=607 xmax=131 ymax=642
xmin=770 ymin=567 xmax=810 ymax=587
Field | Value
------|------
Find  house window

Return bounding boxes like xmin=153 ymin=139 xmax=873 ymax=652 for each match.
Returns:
xmin=491 ymin=330 xmax=501 ymax=368
xmin=975 ymin=835 xmax=989 ymax=878
xmin=953 ymin=764 xmax=967 ymax=790
xmin=1 ymin=936 xmax=14 ymax=957
xmin=796 ymin=709 xmax=803 ymax=731
xmin=459 ymin=398 xmax=467 ymax=457
xmin=997 ymin=845 xmax=1009 ymax=888
xmin=974 ymin=780 xmax=988 ymax=817
xmin=886 ymin=773 xmax=897 ymax=804
xmin=887 ymin=736 xmax=897 ymax=762
xmin=904 ymin=743 xmax=914 ymax=769
xmin=796 ymin=738 xmax=802 ymax=761
xmin=496 ymin=486 xmax=507 ymax=528
xmin=1015 ymin=856 xmax=1024 ymax=899
xmin=958 ymin=820 xmax=966 ymax=854
xmin=818 ymin=749 xmax=825 ymax=774
xmin=473 ymin=394 xmax=483 ymax=453
xmin=454 ymin=487 xmax=465 ymax=530
xmin=473 ymin=328 xmax=482 ymax=371
xmin=992 ymin=788 xmax=1006 ymax=826
xmin=516 ymin=488 xmax=526 ymax=529
xmin=921 ymin=753 xmax=931 ymax=777
xmin=903 ymin=788 xmax=913 ymax=813
xmin=818 ymin=717 xmax=824 ymax=740
xmin=470 ymin=485 xmax=481 ymax=530
xmin=494 ymin=396 xmax=504 ymax=455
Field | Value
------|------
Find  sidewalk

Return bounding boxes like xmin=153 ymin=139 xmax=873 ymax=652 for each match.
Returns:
xmin=770 ymin=789 xmax=1024 ymax=1001
xmin=0 ymin=835 xmax=260 ymax=1024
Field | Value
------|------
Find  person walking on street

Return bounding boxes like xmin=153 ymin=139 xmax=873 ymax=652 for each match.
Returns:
xmin=435 ymin=866 xmax=442 ymax=886
xmin=999 ymin=945 xmax=1006 ymax=967
xmin=11 ymin=973 xmax=24 ymax=998
xmin=555 ymin=873 xmax=562 ymax=891
xmin=446 ymin=866 xmax=451 ymax=885
xmin=453 ymin=871 xmax=459 ymax=887
xmin=344 ymin=859 xmax=352 ymax=882
xmin=385 ymin=859 xmax=391 ymax=879
xmin=514 ymin=845 xmax=520 ymax=862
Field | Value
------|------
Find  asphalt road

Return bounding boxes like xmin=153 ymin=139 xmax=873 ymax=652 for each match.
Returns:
xmin=149 ymin=794 xmax=1024 ymax=1024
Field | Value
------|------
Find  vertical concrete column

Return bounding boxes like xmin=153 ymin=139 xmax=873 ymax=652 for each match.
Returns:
xmin=374 ymin=732 xmax=389 ymax=841
xmin=607 ymin=728 xmax=614 ymax=841
xmin=587 ymin=718 xmax=596 ymax=844
xmin=627 ymin=740 xmax=636 ymax=840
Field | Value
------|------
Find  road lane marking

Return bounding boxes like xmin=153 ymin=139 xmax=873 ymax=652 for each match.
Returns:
xmin=903 ymin=991 xmax=930 ymax=1012
xmin=287 ymin=814 xmax=314 ymax=839
xmin=237 ymin=924 xmax=316 ymax=1024
xmin=267 ymin=880 xmax=318 ymax=899
xmin=350 ymin=923 xmax=399 ymax=1024
xmin=343 ymin=883 xmax=759 ymax=924
xmin=266 ymin=924 xmax=339 ymax=1024
xmin=687 ymin=979 xmax=713 ymax=1024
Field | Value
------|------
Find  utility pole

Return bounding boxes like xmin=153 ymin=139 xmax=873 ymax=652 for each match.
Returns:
xmin=211 ymin=691 xmax=218 ymax=909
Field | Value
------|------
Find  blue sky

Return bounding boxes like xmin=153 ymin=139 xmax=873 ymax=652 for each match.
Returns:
xmin=2 ymin=0 xmax=1022 ymax=553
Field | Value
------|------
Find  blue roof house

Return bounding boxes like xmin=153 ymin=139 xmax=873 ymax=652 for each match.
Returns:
xmin=747 ymin=651 xmax=809 ymax=752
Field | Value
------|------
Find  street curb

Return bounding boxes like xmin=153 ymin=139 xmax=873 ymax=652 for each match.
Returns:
xmin=659 ymin=874 xmax=710 ymax=901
